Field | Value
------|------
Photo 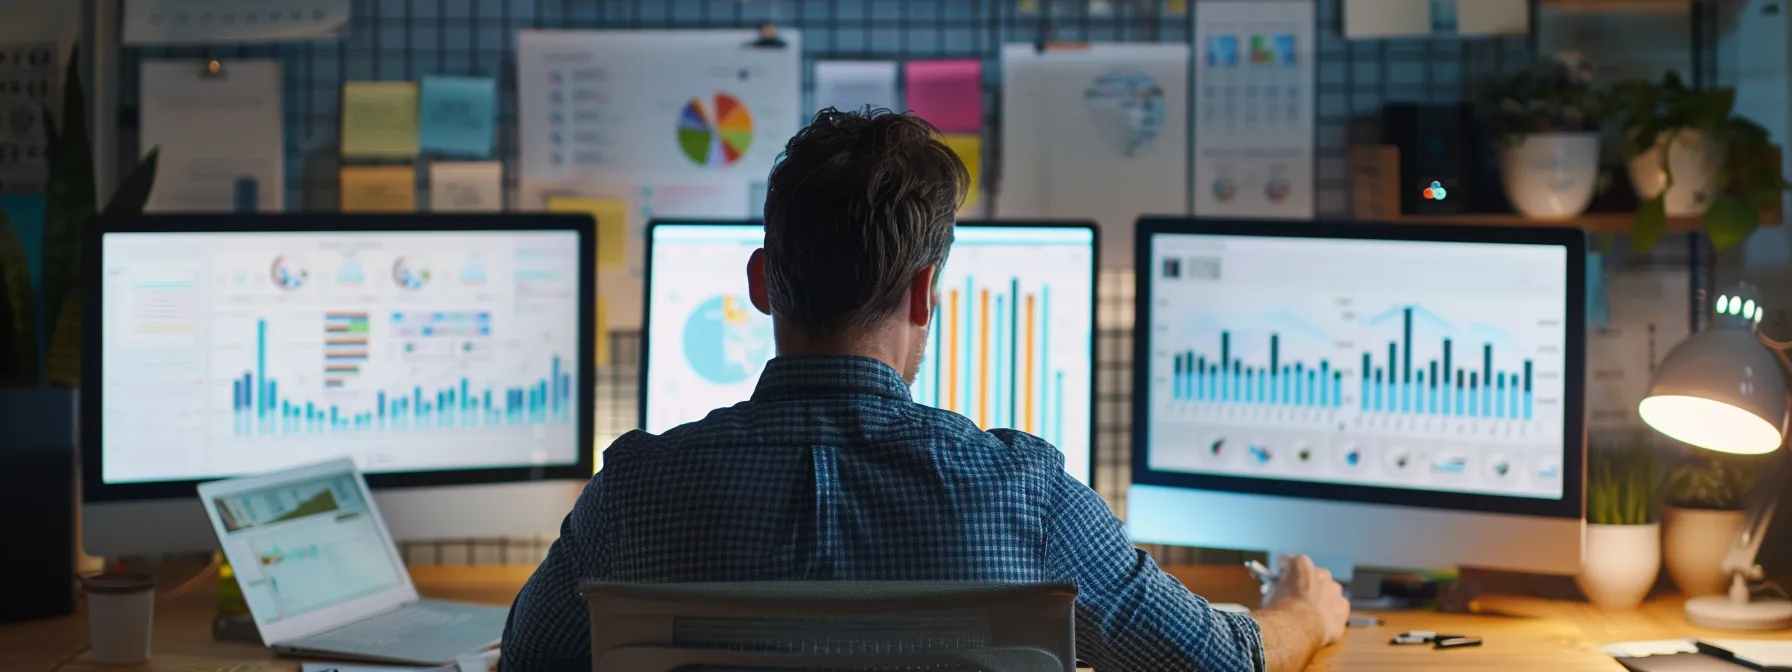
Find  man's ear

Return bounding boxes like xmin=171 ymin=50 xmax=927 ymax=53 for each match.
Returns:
xmin=747 ymin=249 xmax=772 ymax=316
xmin=908 ymin=265 xmax=936 ymax=328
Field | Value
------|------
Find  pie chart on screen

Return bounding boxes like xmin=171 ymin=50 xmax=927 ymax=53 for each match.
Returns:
xmin=677 ymin=93 xmax=753 ymax=167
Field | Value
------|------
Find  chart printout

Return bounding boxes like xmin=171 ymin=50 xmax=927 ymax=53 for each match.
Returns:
xmin=100 ymin=231 xmax=584 ymax=484
xmin=644 ymin=224 xmax=1095 ymax=484
xmin=1146 ymin=234 xmax=1568 ymax=499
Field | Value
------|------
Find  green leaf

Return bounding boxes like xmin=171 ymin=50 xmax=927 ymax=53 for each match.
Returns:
xmin=40 ymin=47 xmax=95 ymax=354
xmin=44 ymin=291 xmax=79 ymax=387
xmin=1703 ymin=195 xmax=1760 ymax=250
xmin=1632 ymin=196 xmax=1669 ymax=252
xmin=0 ymin=208 xmax=40 ymax=386
xmin=103 ymin=147 xmax=160 ymax=217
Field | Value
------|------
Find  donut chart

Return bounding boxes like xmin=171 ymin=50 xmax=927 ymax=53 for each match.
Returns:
xmin=677 ymin=93 xmax=753 ymax=167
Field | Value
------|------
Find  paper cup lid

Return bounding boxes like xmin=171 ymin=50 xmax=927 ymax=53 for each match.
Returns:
xmin=82 ymin=572 xmax=156 ymax=595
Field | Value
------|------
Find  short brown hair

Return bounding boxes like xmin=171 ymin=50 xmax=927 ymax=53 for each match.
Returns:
xmin=762 ymin=107 xmax=969 ymax=340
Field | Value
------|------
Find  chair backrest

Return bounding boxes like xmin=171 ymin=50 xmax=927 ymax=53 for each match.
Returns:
xmin=580 ymin=581 xmax=1077 ymax=672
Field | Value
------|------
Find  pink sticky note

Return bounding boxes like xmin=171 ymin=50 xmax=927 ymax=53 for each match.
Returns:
xmin=905 ymin=59 xmax=983 ymax=133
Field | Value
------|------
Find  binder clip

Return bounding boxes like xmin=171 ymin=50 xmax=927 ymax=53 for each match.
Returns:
xmin=750 ymin=23 xmax=786 ymax=49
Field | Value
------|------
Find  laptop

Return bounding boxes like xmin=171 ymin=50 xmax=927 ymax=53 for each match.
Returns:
xmin=197 ymin=458 xmax=509 ymax=665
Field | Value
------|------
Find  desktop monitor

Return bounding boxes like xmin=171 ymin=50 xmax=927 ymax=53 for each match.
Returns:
xmin=83 ymin=215 xmax=596 ymax=556
xmin=641 ymin=220 xmax=1098 ymax=485
xmin=1130 ymin=217 xmax=1585 ymax=575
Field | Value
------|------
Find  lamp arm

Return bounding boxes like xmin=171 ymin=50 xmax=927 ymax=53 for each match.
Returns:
xmin=1721 ymin=335 xmax=1792 ymax=580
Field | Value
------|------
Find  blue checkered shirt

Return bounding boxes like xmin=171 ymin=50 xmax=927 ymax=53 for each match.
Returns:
xmin=501 ymin=355 xmax=1266 ymax=671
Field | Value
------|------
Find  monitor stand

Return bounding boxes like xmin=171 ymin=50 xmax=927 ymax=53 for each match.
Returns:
xmin=1272 ymin=552 xmax=1472 ymax=613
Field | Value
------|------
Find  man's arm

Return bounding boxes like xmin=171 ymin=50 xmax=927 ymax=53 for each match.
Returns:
xmin=499 ymin=474 xmax=605 ymax=672
xmin=1044 ymin=471 xmax=1343 ymax=672
xmin=1044 ymin=471 xmax=1267 ymax=672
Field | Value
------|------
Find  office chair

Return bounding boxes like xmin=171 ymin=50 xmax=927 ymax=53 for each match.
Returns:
xmin=581 ymin=581 xmax=1077 ymax=672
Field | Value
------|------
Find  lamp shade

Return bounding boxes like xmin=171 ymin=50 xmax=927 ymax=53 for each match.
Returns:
xmin=1640 ymin=287 xmax=1788 ymax=455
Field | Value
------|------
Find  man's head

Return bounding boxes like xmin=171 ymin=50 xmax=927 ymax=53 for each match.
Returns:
xmin=747 ymin=107 xmax=969 ymax=382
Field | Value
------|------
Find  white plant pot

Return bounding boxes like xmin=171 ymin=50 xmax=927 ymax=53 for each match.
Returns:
xmin=1577 ymin=523 xmax=1661 ymax=609
xmin=1661 ymin=506 xmax=1746 ymax=597
xmin=1628 ymin=129 xmax=1726 ymax=217
xmin=1500 ymin=132 xmax=1601 ymax=220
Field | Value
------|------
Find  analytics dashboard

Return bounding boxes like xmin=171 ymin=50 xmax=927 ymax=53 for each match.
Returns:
xmin=1144 ymin=233 xmax=1569 ymax=499
xmin=99 ymin=231 xmax=584 ymax=485
xmin=643 ymin=223 xmax=1097 ymax=484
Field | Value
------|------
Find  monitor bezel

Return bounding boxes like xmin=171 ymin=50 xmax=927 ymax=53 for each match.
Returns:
xmin=1130 ymin=216 xmax=1587 ymax=520
xmin=82 ymin=214 xmax=599 ymax=503
xmin=640 ymin=218 xmax=1102 ymax=487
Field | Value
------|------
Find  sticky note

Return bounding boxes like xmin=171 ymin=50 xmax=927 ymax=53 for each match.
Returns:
xmin=341 ymin=81 xmax=421 ymax=158
xmin=547 ymin=196 xmax=628 ymax=270
xmin=339 ymin=166 xmax=417 ymax=212
xmin=905 ymin=60 xmax=982 ymax=134
xmin=595 ymin=296 xmax=611 ymax=368
xmin=940 ymin=134 xmax=982 ymax=213
xmin=419 ymin=75 xmax=497 ymax=157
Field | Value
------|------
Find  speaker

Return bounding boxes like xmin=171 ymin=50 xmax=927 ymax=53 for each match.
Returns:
xmin=0 ymin=389 xmax=78 ymax=624
xmin=1382 ymin=103 xmax=1494 ymax=215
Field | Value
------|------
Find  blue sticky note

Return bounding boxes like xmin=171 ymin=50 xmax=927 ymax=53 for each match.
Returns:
xmin=1587 ymin=252 xmax=1609 ymax=327
xmin=419 ymin=75 xmax=498 ymax=158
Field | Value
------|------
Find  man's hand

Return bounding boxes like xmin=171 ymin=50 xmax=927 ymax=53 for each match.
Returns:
xmin=1264 ymin=554 xmax=1351 ymax=646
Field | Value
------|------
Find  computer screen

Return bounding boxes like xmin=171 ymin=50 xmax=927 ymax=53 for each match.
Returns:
xmin=94 ymin=226 xmax=590 ymax=488
xmin=1140 ymin=224 xmax=1574 ymax=502
xmin=642 ymin=221 xmax=1097 ymax=484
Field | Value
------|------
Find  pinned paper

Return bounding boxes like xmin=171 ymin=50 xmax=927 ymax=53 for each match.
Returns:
xmin=342 ymin=81 xmax=421 ymax=158
xmin=547 ymin=196 xmax=628 ymax=271
xmin=905 ymin=60 xmax=982 ymax=134
xmin=339 ymin=166 xmax=417 ymax=212
xmin=940 ymin=134 xmax=982 ymax=213
xmin=420 ymin=75 xmax=498 ymax=157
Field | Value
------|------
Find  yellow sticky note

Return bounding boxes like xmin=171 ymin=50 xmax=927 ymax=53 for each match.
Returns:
xmin=941 ymin=134 xmax=982 ymax=213
xmin=339 ymin=166 xmax=416 ymax=212
xmin=595 ymin=296 xmax=611 ymax=368
xmin=1167 ymin=0 xmax=1188 ymax=13
xmin=342 ymin=81 xmax=421 ymax=158
xmin=547 ymin=196 xmax=629 ymax=270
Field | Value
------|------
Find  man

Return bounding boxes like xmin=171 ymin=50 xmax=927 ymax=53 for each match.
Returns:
xmin=501 ymin=108 xmax=1350 ymax=671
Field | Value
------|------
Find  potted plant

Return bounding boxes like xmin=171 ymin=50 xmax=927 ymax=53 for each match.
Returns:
xmin=1660 ymin=453 xmax=1760 ymax=597
xmin=1477 ymin=54 xmax=1605 ymax=220
xmin=0 ymin=50 xmax=158 ymax=605
xmin=1605 ymin=71 xmax=1790 ymax=252
xmin=1577 ymin=445 xmax=1660 ymax=609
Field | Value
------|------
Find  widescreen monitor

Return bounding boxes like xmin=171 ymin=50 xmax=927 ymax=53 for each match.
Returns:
xmin=642 ymin=220 xmax=1098 ymax=485
xmin=83 ymin=215 xmax=596 ymax=555
xmin=1130 ymin=217 xmax=1586 ymax=575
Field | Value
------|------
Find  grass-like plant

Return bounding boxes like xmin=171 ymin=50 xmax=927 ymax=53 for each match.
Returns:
xmin=1588 ymin=446 xmax=1659 ymax=526
xmin=0 ymin=50 xmax=159 ymax=387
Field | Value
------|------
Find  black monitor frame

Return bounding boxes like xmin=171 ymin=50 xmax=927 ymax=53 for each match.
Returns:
xmin=639 ymin=219 xmax=1101 ymax=487
xmin=1131 ymin=216 xmax=1587 ymax=520
xmin=82 ymin=214 xmax=599 ymax=503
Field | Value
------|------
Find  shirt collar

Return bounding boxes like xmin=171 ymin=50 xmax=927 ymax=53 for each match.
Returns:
xmin=751 ymin=355 xmax=914 ymax=403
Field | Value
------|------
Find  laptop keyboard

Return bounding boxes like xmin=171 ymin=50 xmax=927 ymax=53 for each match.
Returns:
xmin=309 ymin=604 xmax=472 ymax=647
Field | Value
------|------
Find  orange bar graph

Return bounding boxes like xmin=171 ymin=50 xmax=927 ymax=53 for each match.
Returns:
xmin=1025 ymin=294 xmax=1035 ymax=433
xmin=948 ymin=290 xmax=959 ymax=412
xmin=979 ymin=289 xmax=989 ymax=428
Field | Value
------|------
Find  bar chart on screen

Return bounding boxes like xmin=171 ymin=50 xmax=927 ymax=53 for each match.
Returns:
xmin=1359 ymin=304 xmax=1543 ymax=423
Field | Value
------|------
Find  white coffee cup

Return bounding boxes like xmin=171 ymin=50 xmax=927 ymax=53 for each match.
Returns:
xmin=82 ymin=573 xmax=156 ymax=666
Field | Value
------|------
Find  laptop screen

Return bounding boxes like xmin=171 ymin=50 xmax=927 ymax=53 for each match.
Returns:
xmin=201 ymin=460 xmax=415 ymax=640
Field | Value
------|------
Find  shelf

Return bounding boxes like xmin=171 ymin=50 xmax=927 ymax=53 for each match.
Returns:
xmin=1384 ymin=210 xmax=1782 ymax=234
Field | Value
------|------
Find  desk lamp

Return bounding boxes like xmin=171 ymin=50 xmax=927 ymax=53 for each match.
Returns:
xmin=1639 ymin=283 xmax=1792 ymax=630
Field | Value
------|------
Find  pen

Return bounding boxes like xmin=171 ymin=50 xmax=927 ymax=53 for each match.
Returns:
xmin=1245 ymin=560 xmax=1277 ymax=585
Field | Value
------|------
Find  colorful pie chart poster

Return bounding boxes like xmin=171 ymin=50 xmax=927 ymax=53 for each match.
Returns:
xmin=516 ymin=30 xmax=801 ymax=183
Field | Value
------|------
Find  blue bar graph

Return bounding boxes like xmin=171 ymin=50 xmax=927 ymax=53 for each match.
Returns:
xmin=232 ymin=319 xmax=575 ymax=436
xmin=1172 ymin=330 xmax=1345 ymax=408
xmin=1360 ymin=306 xmax=1534 ymax=420
xmin=911 ymin=276 xmax=1064 ymax=442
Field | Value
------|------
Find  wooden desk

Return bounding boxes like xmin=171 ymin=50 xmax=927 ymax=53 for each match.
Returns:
xmin=3 ymin=564 xmax=1786 ymax=671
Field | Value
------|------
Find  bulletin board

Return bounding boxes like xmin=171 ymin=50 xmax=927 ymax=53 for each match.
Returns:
xmin=102 ymin=0 xmax=1536 ymax=562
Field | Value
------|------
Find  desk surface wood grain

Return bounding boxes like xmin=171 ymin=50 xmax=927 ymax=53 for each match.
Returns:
xmin=3 ymin=564 xmax=1787 ymax=671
